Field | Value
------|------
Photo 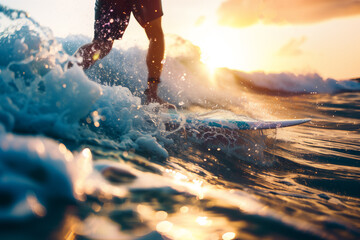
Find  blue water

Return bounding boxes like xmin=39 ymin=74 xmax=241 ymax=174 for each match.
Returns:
xmin=0 ymin=5 xmax=359 ymax=240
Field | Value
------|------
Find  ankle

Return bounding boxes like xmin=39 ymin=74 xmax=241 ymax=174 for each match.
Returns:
xmin=148 ymin=77 xmax=161 ymax=84
xmin=146 ymin=77 xmax=160 ymax=94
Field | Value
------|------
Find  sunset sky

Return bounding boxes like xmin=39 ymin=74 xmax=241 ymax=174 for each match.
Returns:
xmin=1 ymin=0 xmax=359 ymax=79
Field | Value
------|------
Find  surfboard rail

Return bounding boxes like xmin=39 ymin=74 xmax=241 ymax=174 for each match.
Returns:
xmin=160 ymin=113 xmax=311 ymax=130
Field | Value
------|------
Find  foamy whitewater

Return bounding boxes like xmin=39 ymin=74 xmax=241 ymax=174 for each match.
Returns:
xmin=1 ymin=4 xmax=360 ymax=240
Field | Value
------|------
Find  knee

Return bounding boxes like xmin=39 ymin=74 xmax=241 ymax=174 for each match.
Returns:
xmin=145 ymin=18 xmax=164 ymax=41
xmin=149 ymin=29 xmax=164 ymax=45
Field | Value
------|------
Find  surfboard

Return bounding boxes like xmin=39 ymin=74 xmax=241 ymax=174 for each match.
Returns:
xmin=160 ymin=112 xmax=311 ymax=130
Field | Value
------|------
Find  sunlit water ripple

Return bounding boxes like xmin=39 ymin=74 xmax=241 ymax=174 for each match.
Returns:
xmin=0 ymin=4 xmax=359 ymax=240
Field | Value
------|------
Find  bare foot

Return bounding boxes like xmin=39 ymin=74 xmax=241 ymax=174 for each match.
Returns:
xmin=144 ymin=89 xmax=176 ymax=109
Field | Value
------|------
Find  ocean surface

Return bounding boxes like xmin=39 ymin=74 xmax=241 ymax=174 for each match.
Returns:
xmin=0 ymin=5 xmax=359 ymax=240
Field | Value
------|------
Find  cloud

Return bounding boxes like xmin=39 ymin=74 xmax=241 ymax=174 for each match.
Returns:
xmin=277 ymin=36 xmax=307 ymax=57
xmin=217 ymin=0 xmax=360 ymax=27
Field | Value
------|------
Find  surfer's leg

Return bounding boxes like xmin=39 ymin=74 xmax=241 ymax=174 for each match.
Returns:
xmin=143 ymin=19 xmax=174 ymax=108
xmin=68 ymin=0 xmax=130 ymax=69
xmin=131 ymin=0 xmax=173 ymax=107
xmin=132 ymin=0 xmax=165 ymax=83
xmin=143 ymin=19 xmax=173 ymax=107
xmin=72 ymin=40 xmax=114 ymax=69
xmin=144 ymin=17 xmax=165 ymax=80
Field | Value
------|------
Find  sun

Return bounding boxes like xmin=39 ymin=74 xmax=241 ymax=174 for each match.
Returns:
xmin=190 ymin=24 xmax=255 ymax=75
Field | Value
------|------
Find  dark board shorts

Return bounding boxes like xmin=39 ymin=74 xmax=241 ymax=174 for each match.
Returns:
xmin=94 ymin=0 xmax=163 ymax=41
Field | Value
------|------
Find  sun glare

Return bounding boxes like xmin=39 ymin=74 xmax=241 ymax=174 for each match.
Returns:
xmin=191 ymin=24 xmax=255 ymax=75
xmin=201 ymin=51 xmax=219 ymax=81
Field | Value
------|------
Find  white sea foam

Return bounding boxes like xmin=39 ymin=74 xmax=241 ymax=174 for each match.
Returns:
xmin=0 ymin=5 xmax=170 ymax=158
xmin=233 ymin=71 xmax=360 ymax=94
xmin=58 ymin=33 xmax=360 ymax=115
xmin=1 ymin=3 xmax=359 ymax=161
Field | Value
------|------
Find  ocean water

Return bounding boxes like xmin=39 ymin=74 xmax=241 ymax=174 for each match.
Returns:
xmin=0 ymin=5 xmax=360 ymax=240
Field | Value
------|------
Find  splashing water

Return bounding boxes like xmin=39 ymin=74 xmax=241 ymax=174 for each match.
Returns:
xmin=1 ymin=4 xmax=360 ymax=240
